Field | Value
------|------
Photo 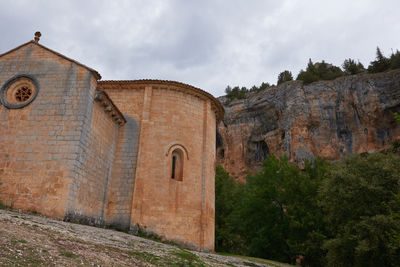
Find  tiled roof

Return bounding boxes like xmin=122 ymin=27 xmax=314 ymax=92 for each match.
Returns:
xmin=98 ymin=79 xmax=224 ymax=122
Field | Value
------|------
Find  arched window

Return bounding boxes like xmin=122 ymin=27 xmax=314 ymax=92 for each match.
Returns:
xmin=171 ymin=148 xmax=184 ymax=181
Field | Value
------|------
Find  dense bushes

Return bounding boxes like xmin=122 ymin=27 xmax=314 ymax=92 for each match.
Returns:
xmin=223 ymin=47 xmax=400 ymax=98
xmin=390 ymin=50 xmax=400 ymax=70
xmin=215 ymin=151 xmax=400 ymax=266
xmin=342 ymin=58 xmax=365 ymax=75
xmin=320 ymin=153 xmax=400 ymax=267
xmin=224 ymin=82 xmax=271 ymax=101
xmin=296 ymin=59 xmax=344 ymax=84
xmin=368 ymin=47 xmax=400 ymax=73
xmin=224 ymin=86 xmax=247 ymax=100
xmin=277 ymin=70 xmax=293 ymax=85
xmin=215 ymin=165 xmax=245 ymax=253
xmin=295 ymin=47 xmax=400 ymax=85
xmin=368 ymin=47 xmax=391 ymax=73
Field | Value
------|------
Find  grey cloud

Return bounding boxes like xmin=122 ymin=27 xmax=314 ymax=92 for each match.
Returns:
xmin=1 ymin=0 xmax=400 ymax=97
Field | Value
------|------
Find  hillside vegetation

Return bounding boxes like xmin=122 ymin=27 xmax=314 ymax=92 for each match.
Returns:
xmin=224 ymin=47 xmax=400 ymax=101
xmin=215 ymin=143 xmax=400 ymax=267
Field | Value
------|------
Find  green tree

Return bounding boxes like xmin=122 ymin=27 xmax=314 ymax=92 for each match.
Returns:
xmin=225 ymin=85 xmax=232 ymax=95
xmin=319 ymin=153 xmax=400 ymax=267
xmin=224 ymin=85 xmax=248 ymax=101
xmin=277 ymin=70 xmax=294 ymax=85
xmin=368 ymin=47 xmax=391 ymax=73
xmin=316 ymin=61 xmax=344 ymax=80
xmin=249 ymin=82 xmax=271 ymax=93
xmin=233 ymin=155 xmax=329 ymax=266
xmin=297 ymin=59 xmax=344 ymax=84
xmin=233 ymin=156 xmax=291 ymax=262
xmin=306 ymin=58 xmax=319 ymax=75
xmin=250 ymin=85 xmax=259 ymax=92
xmin=286 ymin=158 xmax=330 ymax=267
xmin=297 ymin=70 xmax=319 ymax=84
xmin=259 ymin=82 xmax=271 ymax=91
xmin=297 ymin=59 xmax=319 ymax=84
xmin=390 ymin=50 xmax=400 ymax=69
xmin=215 ymin=165 xmax=245 ymax=253
xmin=342 ymin=58 xmax=365 ymax=75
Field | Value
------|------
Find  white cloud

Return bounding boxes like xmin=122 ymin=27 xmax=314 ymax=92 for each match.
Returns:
xmin=1 ymin=0 xmax=399 ymax=97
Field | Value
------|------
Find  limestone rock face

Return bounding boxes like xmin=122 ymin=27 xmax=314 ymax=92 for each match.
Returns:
xmin=217 ymin=70 xmax=400 ymax=180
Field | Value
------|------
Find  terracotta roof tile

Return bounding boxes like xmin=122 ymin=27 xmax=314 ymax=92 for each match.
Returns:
xmin=98 ymin=79 xmax=224 ymax=122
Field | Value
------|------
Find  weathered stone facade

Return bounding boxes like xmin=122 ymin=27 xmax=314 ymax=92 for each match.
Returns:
xmin=0 ymin=37 xmax=223 ymax=252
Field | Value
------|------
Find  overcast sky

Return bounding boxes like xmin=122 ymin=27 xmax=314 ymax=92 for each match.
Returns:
xmin=1 ymin=0 xmax=399 ymax=97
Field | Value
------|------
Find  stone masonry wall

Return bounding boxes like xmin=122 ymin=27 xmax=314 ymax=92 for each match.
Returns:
xmin=100 ymin=82 xmax=217 ymax=251
xmin=0 ymin=41 xmax=221 ymax=251
xmin=65 ymin=100 xmax=120 ymax=225
xmin=97 ymin=85 xmax=145 ymax=124
xmin=202 ymin=100 xmax=217 ymax=252
xmin=96 ymin=84 xmax=142 ymax=228
xmin=105 ymin=115 xmax=140 ymax=228
xmin=0 ymin=42 xmax=96 ymax=218
xmin=132 ymin=86 xmax=205 ymax=250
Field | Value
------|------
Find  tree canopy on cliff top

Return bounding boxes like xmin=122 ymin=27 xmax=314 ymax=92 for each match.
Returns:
xmin=224 ymin=46 xmax=400 ymax=98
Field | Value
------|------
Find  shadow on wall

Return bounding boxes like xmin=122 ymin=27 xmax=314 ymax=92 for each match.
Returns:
xmin=64 ymin=115 xmax=140 ymax=230
xmin=105 ymin=115 xmax=140 ymax=229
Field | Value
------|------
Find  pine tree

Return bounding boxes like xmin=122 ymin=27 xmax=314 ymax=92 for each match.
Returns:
xmin=277 ymin=70 xmax=293 ymax=85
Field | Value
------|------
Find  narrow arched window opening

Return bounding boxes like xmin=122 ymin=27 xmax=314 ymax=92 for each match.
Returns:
xmin=171 ymin=149 xmax=184 ymax=181
xmin=171 ymin=155 xmax=177 ymax=179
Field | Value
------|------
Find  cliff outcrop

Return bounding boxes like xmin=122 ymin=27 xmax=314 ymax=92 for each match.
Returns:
xmin=217 ymin=70 xmax=400 ymax=180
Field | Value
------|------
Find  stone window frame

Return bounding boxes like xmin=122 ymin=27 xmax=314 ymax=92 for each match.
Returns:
xmin=0 ymin=74 xmax=40 ymax=109
xmin=166 ymin=143 xmax=189 ymax=182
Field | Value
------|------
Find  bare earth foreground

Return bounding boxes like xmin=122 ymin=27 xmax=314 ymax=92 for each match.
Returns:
xmin=0 ymin=209 xmax=293 ymax=267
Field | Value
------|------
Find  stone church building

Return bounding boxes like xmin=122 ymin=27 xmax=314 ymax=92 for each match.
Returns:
xmin=0 ymin=33 xmax=223 ymax=252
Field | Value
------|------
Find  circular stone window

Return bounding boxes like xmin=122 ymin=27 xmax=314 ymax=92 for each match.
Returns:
xmin=1 ymin=75 xmax=39 ymax=109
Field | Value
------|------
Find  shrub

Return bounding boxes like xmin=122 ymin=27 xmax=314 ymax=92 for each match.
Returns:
xmin=317 ymin=61 xmax=344 ymax=80
xmin=0 ymin=200 xmax=8 ymax=210
xmin=250 ymin=82 xmax=271 ymax=93
xmin=320 ymin=153 xmax=400 ymax=267
xmin=342 ymin=58 xmax=365 ymax=75
xmin=390 ymin=50 xmax=400 ymax=69
xmin=297 ymin=70 xmax=319 ymax=84
xmin=225 ymin=86 xmax=248 ymax=101
xmin=297 ymin=59 xmax=344 ymax=84
xmin=368 ymin=47 xmax=391 ymax=73
xmin=231 ymin=156 xmax=329 ymax=265
xmin=277 ymin=70 xmax=294 ymax=85
xmin=215 ymin=165 xmax=245 ymax=253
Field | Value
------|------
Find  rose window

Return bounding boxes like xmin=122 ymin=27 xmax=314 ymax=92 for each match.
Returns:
xmin=15 ymin=86 xmax=33 ymax=102
xmin=1 ymin=75 xmax=39 ymax=109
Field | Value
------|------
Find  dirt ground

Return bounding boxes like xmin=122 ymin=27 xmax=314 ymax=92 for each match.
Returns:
xmin=0 ymin=209 xmax=291 ymax=267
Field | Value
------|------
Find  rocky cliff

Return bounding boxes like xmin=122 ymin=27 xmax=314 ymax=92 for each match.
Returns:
xmin=217 ymin=69 xmax=400 ymax=180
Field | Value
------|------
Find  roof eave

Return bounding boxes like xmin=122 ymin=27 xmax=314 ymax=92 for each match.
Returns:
xmin=98 ymin=79 xmax=225 ymax=122
xmin=0 ymin=40 xmax=102 ymax=80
